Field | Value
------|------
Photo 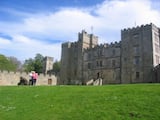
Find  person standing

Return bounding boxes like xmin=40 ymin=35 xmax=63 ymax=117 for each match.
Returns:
xmin=32 ymin=72 xmax=38 ymax=85
xmin=29 ymin=72 xmax=33 ymax=85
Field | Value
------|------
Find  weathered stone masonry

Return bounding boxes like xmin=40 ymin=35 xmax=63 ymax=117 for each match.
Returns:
xmin=0 ymin=71 xmax=57 ymax=86
xmin=60 ymin=23 xmax=160 ymax=85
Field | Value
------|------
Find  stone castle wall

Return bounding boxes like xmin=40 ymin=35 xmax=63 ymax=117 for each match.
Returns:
xmin=0 ymin=70 xmax=57 ymax=86
xmin=60 ymin=23 xmax=160 ymax=85
xmin=83 ymin=41 xmax=121 ymax=84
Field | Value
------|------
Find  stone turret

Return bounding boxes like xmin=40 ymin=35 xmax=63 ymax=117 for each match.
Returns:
xmin=78 ymin=30 xmax=98 ymax=50
xmin=43 ymin=56 xmax=54 ymax=74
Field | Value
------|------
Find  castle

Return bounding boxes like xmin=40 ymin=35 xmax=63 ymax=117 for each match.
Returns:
xmin=60 ymin=23 xmax=160 ymax=85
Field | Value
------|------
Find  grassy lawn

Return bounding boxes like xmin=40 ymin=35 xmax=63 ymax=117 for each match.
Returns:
xmin=0 ymin=84 xmax=160 ymax=120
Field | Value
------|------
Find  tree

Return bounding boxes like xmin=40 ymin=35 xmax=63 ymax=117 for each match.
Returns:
xmin=8 ymin=56 xmax=22 ymax=71
xmin=52 ymin=60 xmax=61 ymax=75
xmin=0 ymin=54 xmax=16 ymax=71
xmin=23 ymin=53 xmax=44 ymax=73
xmin=23 ymin=58 xmax=35 ymax=72
xmin=34 ymin=54 xmax=44 ymax=73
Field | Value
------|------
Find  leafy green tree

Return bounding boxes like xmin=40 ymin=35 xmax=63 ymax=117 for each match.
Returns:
xmin=23 ymin=58 xmax=35 ymax=72
xmin=52 ymin=60 xmax=61 ymax=75
xmin=23 ymin=53 xmax=44 ymax=73
xmin=34 ymin=54 xmax=44 ymax=73
xmin=0 ymin=54 xmax=16 ymax=71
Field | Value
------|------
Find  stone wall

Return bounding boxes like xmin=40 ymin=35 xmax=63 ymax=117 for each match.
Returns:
xmin=83 ymin=41 xmax=121 ymax=84
xmin=60 ymin=23 xmax=160 ymax=85
xmin=0 ymin=71 xmax=57 ymax=86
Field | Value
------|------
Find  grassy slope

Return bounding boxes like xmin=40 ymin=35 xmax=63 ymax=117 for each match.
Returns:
xmin=0 ymin=84 xmax=160 ymax=120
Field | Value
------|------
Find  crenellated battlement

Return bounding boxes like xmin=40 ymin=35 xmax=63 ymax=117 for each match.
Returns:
xmin=0 ymin=70 xmax=55 ymax=77
xmin=121 ymin=23 xmax=153 ymax=33
xmin=98 ymin=41 xmax=121 ymax=48
xmin=62 ymin=42 xmax=72 ymax=48
xmin=84 ymin=41 xmax=121 ymax=52
xmin=0 ymin=70 xmax=28 ymax=75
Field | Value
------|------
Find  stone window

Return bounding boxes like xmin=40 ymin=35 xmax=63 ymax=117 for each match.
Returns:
xmin=132 ymin=33 xmax=139 ymax=45
xmin=97 ymin=49 xmax=103 ymax=56
xmin=124 ymin=57 xmax=127 ymax=62
xmin=97 ymin=72 xmax=100 ymax=79
xmin=100 ymin=60 xmax=103 ymax=67
xmin=134 ymin=57 xmax=140 ymax=65
xmin=133 ymin=33 xmax=139 ymax=39
xmin=74 ymin=70 xmax=77 ymax=76
xmin=96 ymin=61 xmax=103 ymax=67
xmin=88 ymin=53 xmax=91 ymax=60
xmin=112 ymin=49 xmax=115 ymax=56
xmin=97 ymin=51 xmax=99 ymax=56
xmin=88 ymin=63 xmax=91 ymax=69
xmin=136 ymin=72 xmax=140 ymax=79
xmin=112 ymin=60 xmax=116 ymax=67
xmin=94 ymin=51 xmax=97 ymax=57
xmin=133 ymin=46 xmax=139 ymax=54
xmin=99 ymin=49 xmax=103 ymax=56
xmin=96 ymin=61 xmax=99 ymax=67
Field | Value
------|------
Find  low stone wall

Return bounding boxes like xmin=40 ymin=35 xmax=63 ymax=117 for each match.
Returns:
xmin=0 ymin=71 xmax=57 ymax=86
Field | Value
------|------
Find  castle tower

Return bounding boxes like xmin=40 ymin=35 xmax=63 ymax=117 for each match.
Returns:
xmin=60 ymin=30 xmax=98 ymax=84
xmin=121 ymin=23 xmax=160 ymax=83
xmin=60 ymin=42 xmax=72 ymax=84
xmin=77 ymin=30 xmax=98 ymax=84
xmin=43 ymin=56 xmax=54 ymax=74
xmin=78 ymin=30 xmax=98 ymax=50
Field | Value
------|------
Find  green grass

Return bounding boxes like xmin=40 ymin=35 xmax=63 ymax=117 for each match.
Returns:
xmin=0 ymin=84 xmax=160 ymax=120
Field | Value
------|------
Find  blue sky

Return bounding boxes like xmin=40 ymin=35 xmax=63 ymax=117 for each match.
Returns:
xmin=0 ymin=0 xmax=160 ymax=61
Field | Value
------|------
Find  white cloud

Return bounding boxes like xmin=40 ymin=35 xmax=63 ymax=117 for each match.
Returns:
xmin=95 ymin=0 xmax=160 ymax=28
xmin=0 ymin=37 xmax=11 ymax=45
xmin=0 ymin=0 xmax=160 ymax=61
xmin=22 ymin=9 xmax=99 ymax=40
xmin=0 ymin=35 xmax=61 ymax=61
